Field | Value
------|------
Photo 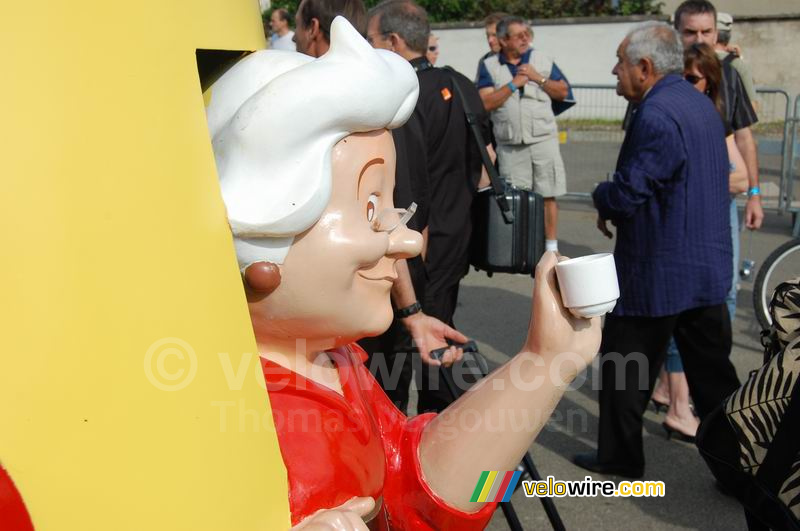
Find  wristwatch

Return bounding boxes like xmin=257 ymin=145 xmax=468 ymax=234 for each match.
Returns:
xmin=747 ymin=186 xmax=761 ymax=198
xmin=537 ymin=77 xmax=547 ymax=88
xmin=395 ymin=301 xmax=422 ymax=318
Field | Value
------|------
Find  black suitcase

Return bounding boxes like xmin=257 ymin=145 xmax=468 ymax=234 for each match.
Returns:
xmin=439 ymin=66 xmax=546 ymax=277
xmin=470 ymin=186 xmax=545 ymax=276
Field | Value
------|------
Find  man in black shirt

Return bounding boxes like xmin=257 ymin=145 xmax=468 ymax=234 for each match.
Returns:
xmin=365 ymin=0 xmax=491 ymax=412
xmin=674 ymin=0 xmax=763 ymax=230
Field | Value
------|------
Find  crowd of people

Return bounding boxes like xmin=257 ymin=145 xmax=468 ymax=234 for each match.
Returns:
xmin=257 ymin=0 xmax=770 ymax=527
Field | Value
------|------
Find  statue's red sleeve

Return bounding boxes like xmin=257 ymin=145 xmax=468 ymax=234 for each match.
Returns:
xmin=0 ymin=466 xmax=34 ymax=531
xmin=354 ymin=346 xmax=497 ymax=530
xmin=263 ymin=344 xmax=496 ymax=529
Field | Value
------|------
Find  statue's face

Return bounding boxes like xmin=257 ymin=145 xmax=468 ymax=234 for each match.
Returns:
xmin=248 ymin=130 xmax=422 ymax=349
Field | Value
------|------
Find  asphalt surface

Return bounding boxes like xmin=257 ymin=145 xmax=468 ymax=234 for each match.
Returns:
xmin=407 ymin=196 xmax=798 ymax=531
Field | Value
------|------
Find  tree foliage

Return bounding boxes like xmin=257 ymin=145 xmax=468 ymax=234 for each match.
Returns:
xmin=263 ymin=0 xmax=662 ymax=24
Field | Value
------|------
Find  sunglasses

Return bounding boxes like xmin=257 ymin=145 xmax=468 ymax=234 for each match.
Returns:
xmin=684 ymin=74 xmax=704 ymax=85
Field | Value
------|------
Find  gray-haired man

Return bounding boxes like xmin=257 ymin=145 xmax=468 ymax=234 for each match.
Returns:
xmin=573 ymin=22 xmax=740 ymax=478
xmin=364 ymin=0 xmax=491 ymax=413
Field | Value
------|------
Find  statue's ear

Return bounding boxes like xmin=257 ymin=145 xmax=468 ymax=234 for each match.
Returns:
xmin=243 ymin=261 xmax=282 ymax=295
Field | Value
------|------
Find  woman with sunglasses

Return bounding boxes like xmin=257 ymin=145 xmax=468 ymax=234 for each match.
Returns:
xmin=683 ymin=43 xmax=749 ymax=194
xmin=653 ymin=42 xmax=749 ymax=441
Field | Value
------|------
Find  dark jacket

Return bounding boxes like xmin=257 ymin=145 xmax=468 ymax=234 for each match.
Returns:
xmin=593 ymin=74 xmax=732 ymax=317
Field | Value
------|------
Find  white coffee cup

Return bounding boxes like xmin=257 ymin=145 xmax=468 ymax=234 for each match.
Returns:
xmin=555 ymin=253 xmax=619 ymax=318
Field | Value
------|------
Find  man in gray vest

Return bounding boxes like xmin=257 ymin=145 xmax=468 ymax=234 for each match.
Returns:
xmin=477 ymin=16 xmax=569 ymax=253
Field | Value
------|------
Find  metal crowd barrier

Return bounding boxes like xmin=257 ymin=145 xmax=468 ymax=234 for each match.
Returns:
xmin=753 ymin=88 xmax=791 ymax=212
xmin=789 ymin=94 xmax=800 ymax=236
xmin=556 ymin=84 xmax=623 ymax=199
xmin=557 ymin=84 xmax=797 ymax=222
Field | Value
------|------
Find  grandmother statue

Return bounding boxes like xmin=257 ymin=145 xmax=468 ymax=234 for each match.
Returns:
xmin=207 ymin=17 xmax=600 ymax=530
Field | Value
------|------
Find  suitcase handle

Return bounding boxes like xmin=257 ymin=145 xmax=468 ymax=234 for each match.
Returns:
xmin=443 ymin=67 xmax=514 ymax=224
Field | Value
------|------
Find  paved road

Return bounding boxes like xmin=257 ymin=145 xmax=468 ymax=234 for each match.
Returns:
xmin=413 ymin=198 xmax=798 ymax=530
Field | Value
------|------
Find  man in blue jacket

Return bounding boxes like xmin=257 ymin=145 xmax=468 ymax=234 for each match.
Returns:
xmin=573 ymin=22 xmax=741 ymax=478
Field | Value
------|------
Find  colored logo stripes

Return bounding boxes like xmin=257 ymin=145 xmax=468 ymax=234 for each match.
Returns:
xmin=470 ymin=470 xmax=522 ymax=503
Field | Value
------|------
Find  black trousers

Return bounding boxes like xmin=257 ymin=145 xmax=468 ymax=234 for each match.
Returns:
xmin=419 ymin=280 xmax=464 ymax=412
xmin=597 ymin=303 xmax=741 ymax=469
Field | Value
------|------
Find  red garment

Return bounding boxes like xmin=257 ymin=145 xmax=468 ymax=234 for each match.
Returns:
xmin=261 ymin=343 xmax=496 ymax=530
xmin=0 ymin=466 xmax=34 ymax=530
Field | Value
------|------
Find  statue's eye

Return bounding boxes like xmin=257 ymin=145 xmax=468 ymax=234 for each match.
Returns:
xmin=366 ymin=194 xmax=378 ymax=222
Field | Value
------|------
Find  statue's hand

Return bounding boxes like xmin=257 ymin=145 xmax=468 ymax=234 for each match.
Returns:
xmin=524 ymin=252 xmax=602 ymax=383
xmin=292 ymin=497 xmax=375 ymax=531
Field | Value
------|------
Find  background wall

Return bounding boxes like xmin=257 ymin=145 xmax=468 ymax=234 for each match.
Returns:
xmin=660 ymin=0 xmax=800 ymax=17
xmin=434 ymin=15 xmax=800 ymax=99
xmin=734 ymin=18 xmax=800 ymax=95
xmin=435 ymin=19 xmax=640 ymax=86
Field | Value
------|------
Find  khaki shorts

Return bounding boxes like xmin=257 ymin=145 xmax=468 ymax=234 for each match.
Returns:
xmin=497 ymin=138 xmax=567 ymax=197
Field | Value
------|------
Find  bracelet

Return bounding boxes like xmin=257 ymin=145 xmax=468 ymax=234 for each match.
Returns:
xmin=747 ymin=186 xmax=761 ymax=197
xmin=506 ymin=81 xmax=518 ymax=93
xmin=395 ymin=301 xmax=422 ymax=318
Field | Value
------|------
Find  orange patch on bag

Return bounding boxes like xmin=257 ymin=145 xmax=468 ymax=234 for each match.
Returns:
xmin=441 ymin=87 xmax=452 ymax=101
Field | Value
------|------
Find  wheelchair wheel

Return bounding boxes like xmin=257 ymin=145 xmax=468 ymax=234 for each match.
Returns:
xmin=752 ymin=238 xmax=800 ymax=330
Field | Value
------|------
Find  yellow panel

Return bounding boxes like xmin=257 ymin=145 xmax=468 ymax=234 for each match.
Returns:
xmin=0 ymin=1 xmax=290 ymax=529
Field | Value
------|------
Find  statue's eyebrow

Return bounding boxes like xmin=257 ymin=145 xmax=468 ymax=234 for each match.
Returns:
xmin=357 ymin=158 xmax=384 ymax=197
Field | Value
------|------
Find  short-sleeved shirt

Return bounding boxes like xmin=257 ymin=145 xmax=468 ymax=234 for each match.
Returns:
xmin=474 ymin=50 xmax=495 ymax=82
xmin=475 ymin=49 xmax=566 ymax=95
xmin=717 ymin=51 xmax=758 ymax=107
xmin=721 ymin=61 xmax=758 ymax=132
xmin=262 ymin=343 xmax=497 ymax=529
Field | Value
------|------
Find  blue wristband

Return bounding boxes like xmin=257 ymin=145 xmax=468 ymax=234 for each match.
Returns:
xmin=507 ymin=81 xmax=517 ymax=93
xmin=748 ymin=186 xmax=760 ymax=197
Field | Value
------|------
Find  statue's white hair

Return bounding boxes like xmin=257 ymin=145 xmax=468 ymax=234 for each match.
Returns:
xmin=206 ymin=17 xmax=419 ymax=268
